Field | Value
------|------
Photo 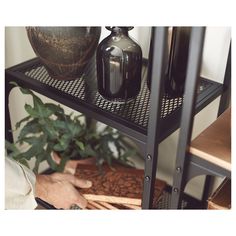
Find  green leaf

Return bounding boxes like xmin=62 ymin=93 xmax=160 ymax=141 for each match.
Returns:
xmin=75 ymin=140 xmax=85 ymax=151
xmin=45 ymin=152 xmax=58 ymax=171
xmin=82 ymin=145 xmax=97 ymax=158
xmin=33 ymin=152 xmax=47 ymax=174
xmin=45 ymin=103 xmax=64 ymax=114
xmin=15 ymin=135 xmax=46 ymax=162
xmin=34 ymin=103 xmax=54 ymax=118
xmin=20 ymin=87 xmax=44 ymax=113
xmin=24 ymin=104 xmax=39 ymax=117
xmin=5 ymin=140 xmax=20 ymax=154
xmin=18 ymin=159 xmax=30 ymax=169
xmin=86 ymin=131 xmax=99 ymax=140
xmin=15 ymin=115 xmax=31 ymax=129
xmin=53 ymin=143 xmax=66 ymax=152
xmin=53 ymin=120 xmax=67 ymax=130
xmin=9 ymin=81 xmax=19 ymax=87
xmin=52 ymin=133 xmax=71 ymax=152
xmin=61 ymin=133 xmax=72 ymax=143
xmin=5 ymin=141 xmax=23 ymax=162
xmin=16 ymin=146 xmax=41 ymax=161
xmin=33 ymin=95 xmax=44 ymax=109
xmin=53 ymin=143 xmax=65 ymax=152
xmin=64 ymin=116 xmax=83 ymax=136
xmin=19 ymin=135 xmax=44 ymax=145
xmin=56 ymin=153 xmax=71 ymax=172
xmin=104 ymin=126 xmax=114 ymax=133
xmin=18 ymin=119 xmax=42 ymax=140
xmin=19 ymin=87 xmax=35 ymax=96
xmin=38 ymin=119 xmax=46 ymax=125
xmin=24 ymin=100 xmax=54 ymax=119
xmin=20 ymin=88 xmax=52 ymax=118
xmin=40 ymin=122 xmax=57 ymax=140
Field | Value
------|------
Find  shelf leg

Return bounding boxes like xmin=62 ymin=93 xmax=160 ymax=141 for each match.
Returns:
xmin=218 ymin=42 xmax=231 ymax=116
xmin=200 ymin=175 xmax=214 ymax=208
xmin=5 ymin=76 xmax=15 ymax=145
xmin=142 ymin=27 xmax=168 ymax=209
xmin=170 ymin=27 xmax=206 ymax=209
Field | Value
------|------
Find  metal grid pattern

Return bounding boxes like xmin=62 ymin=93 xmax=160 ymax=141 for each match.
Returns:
xmin=21 ymin=59 xmax=212 ymax=131
xmin=156 ymin=191 xmax=187 ymax=209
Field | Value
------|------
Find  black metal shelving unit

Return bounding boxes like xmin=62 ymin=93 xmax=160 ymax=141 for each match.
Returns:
xmin=5 ymin=27 xmax=227 ymax=209
xmin=170 ymin=41 xmax=231 ymax=209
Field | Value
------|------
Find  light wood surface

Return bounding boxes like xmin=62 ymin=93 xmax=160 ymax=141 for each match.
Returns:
xmin=98 ymin=201 xmax=119 ymax=210
xmin=189 ymin=108 xmax=231 ymax=171
xmin=87 ymin=200 xmax=107 ymax=210
xmin=83 ymin=194 xmax=142 ymax=206
xmin=207 ymin=178 xmax=231 ymax=209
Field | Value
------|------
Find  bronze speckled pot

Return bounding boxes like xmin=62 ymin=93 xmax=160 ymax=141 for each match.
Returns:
xmin=26 ymin=27 xmax=101 ymax=80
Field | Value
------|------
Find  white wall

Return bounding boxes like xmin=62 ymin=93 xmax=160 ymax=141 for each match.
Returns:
xmin=5 ymin=27 xmax=35 ymax=68
xmin=5 ymin=26 xmax=231 ymax=198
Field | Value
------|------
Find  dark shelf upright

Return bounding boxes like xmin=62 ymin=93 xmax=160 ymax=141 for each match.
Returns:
xmin=141 ymin=27 xmax=168 ymax=209
xmin=170 ymin=34 xmax=231 ymax=209
xmin=170 ymin=27 xmax=206 ymax=209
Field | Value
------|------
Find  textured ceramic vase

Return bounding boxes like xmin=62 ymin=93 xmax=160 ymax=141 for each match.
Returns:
xmin=96 ymin=27 xmax=142 ymax=103
xmin=26 ymin=27 xmax=101 ymax=80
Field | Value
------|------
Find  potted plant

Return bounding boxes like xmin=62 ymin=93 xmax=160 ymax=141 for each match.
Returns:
xmin=5 ymin=83 xmax=136 ymax=174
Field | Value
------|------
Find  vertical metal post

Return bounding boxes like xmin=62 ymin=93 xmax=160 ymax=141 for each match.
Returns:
xmin=142 ymin=27 xmax=168 ymax=209
xmin=170 ymin=27 xmax=206 ymax=209
xmin=201 ymin=175 xmax=214 ymax=208
xmin=218 ymin=42 xmax=231 ymax=116
xmin=5 ymin=76 xmax=14 ymax=143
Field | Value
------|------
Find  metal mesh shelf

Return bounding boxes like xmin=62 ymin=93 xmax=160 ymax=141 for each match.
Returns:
xmin=6 ymin=57 xmax=223 ymax=143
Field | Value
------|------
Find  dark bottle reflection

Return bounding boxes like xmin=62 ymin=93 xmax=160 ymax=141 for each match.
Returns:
xmin=147 ymin=27 xmax=191 ymax=98
xmin=165 ymin=27 xmax=191 ymax=97
xmin=96 ymin=27 xmax=142 ymax=103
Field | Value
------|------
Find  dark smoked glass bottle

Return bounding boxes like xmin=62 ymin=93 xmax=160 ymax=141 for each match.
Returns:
xmin=165 ymin=27 xmax=191 ymax=97
xmin=147 ymin=27 xmax=191 ymax=98
xmin=96 ymin=27 xmax=142 ymax=103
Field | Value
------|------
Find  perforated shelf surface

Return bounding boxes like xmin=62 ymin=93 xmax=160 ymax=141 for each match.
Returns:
xmin=6 ymin=57 xmax=223 ymax=143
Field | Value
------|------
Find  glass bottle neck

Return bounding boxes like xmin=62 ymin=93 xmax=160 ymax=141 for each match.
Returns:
xmin=111 ymin=27 xmax=129 ymax=36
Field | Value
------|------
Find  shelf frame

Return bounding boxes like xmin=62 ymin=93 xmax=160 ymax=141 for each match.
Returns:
xmin=5 ymin=60 xmax=223 ymax=146
xmin=5 ymin=27 xmax=225 ymax=209
xmin=142 ymin=27 xmax=168 ymax=208
xmin=170 ymin=36 xmax=231 ymax=209
xmin=170 ymin=27 xmax=206 ymax=209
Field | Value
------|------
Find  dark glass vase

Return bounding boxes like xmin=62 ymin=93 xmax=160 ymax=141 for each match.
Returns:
xmin=96 ymin=27 xmax=142 ymax=103
xmin=147 ymin=27 xmax=191 ymax=98
xmin=165 ymin=27 xmax=191 ymax=97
